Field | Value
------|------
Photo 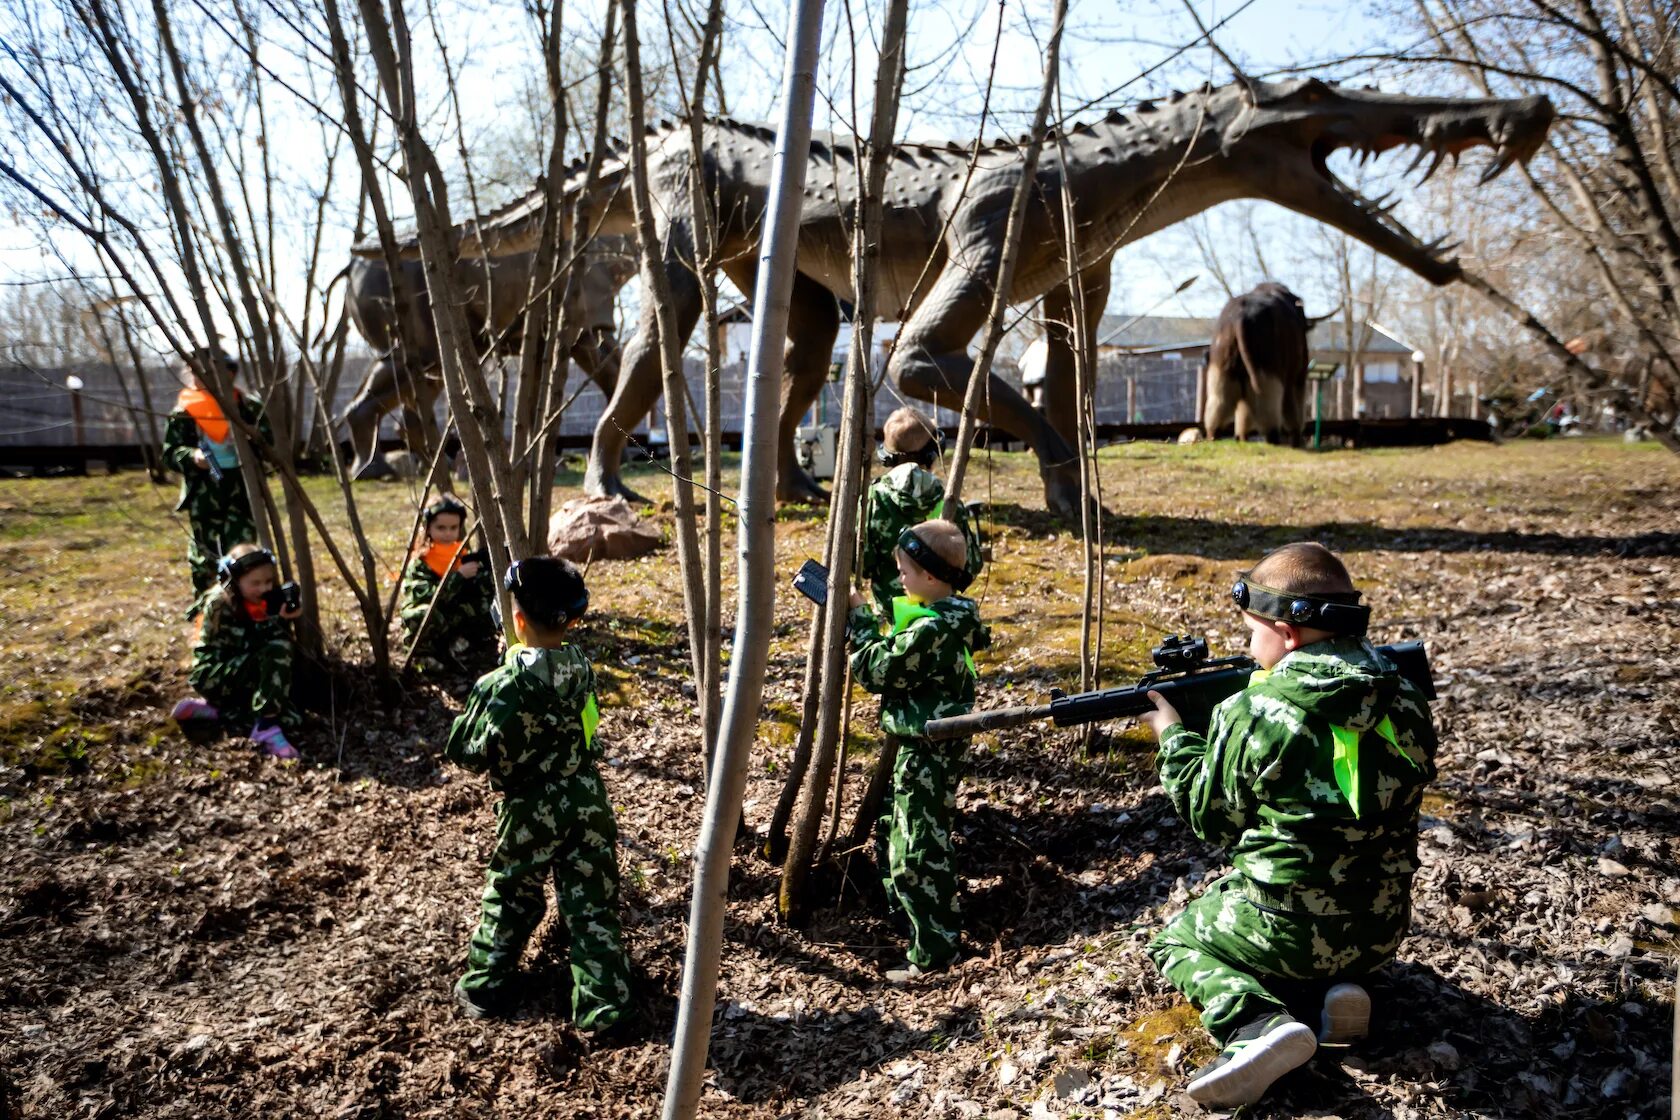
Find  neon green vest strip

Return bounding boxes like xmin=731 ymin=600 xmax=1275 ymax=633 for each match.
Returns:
xmin=581 ymin=692 xmax=600 ymax=749
xmin=1329 ymin=716 xmax=1399 ymax=818
xmin=890 ymin=595 xmax=977 ymax=677
xmin=1247 ymin=667 xmax=1417 ymax=818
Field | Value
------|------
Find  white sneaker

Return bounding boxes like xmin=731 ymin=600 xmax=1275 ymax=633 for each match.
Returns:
xmin=1319 ymin=982 xmax=1372 ymax=1045
xmin=1186 ymin=1012 xmax=1318 ymax=1108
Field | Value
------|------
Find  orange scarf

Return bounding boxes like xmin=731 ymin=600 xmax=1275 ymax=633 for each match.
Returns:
xmin=177 ymin=387 xmax=238 ymax=443
xmin=420 ymin=540 xmax=467 ymax=580
xmin=243 ymin=596 xmax=270 ymax=623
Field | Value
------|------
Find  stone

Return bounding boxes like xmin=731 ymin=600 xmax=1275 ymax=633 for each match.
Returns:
xmin=546 ymin=495 xmax=663 ymax=562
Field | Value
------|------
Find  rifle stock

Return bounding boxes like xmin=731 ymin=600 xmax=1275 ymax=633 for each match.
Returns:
xmin=924 ymin=640 xmax=1433 ymax=741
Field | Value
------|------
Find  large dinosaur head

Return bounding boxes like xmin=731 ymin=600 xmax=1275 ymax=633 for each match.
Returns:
xmin=1216 ymin=78 xmax=1554 ymax=284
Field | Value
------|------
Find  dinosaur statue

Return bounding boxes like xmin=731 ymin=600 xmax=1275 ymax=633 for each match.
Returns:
xmin=395 ymin=78 xmax=1554 ymax=514
xmin=338 ymin=236 xmax=635 ymax=480
xmin=1202 ymin=281 xmax=1323 ymax=444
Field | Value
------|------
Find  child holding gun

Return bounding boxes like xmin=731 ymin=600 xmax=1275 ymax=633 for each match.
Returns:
xmin=1138 ymin=542 xmax=1438 ymax=1107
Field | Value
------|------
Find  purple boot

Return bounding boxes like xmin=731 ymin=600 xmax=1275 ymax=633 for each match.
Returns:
xmin=171 ymin=697 xmax=220 ymax=723
xmin=251 ymin=722 xmax=298 ymax=761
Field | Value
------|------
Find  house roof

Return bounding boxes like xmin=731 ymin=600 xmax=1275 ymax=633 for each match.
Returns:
xmin=1096 ymin=313 xmax=1415 ymax=357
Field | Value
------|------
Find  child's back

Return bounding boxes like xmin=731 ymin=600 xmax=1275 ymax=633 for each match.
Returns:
xmin=1163 ymin=637 xmax=1436 ymax=918
xmin=447 ymin=643 xmax=599 ymax=791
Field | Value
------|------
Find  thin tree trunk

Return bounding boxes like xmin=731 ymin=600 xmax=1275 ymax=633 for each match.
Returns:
xmin=622 ymin=0 xmax=709 ymax=749
xmin=662 ymin=0 xmax=824 ymax=1110
xmin=943 ymin=0 xmax=1069 ymax=506
xmin=778 ymin=0 xmax=910 ymax=924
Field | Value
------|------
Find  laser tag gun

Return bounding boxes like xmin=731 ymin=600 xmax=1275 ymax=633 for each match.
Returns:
xmin=460 ymin=547 xmax=490 ymax=570
xmin=199 ymin=434 xmax=225 ymax=482
xmin=262 ymin=581 xmax=302 ymax=615
xmin=923 ymin=635 xmax=1435 ymax=741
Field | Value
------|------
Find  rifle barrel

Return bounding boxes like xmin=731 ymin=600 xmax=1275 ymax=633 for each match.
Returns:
xmin=924 ymin=703 xmax=1053 ymax=741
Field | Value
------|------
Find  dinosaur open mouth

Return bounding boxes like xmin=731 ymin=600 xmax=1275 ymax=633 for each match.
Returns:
xmin=1306 ymin=127 xmax=1527 ymax=261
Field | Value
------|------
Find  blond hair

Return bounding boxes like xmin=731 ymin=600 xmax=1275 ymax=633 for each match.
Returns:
xmin=1247 ymin=542 xmax=1356 ymax=596
xmin=882 ymin=407 xmax=937 ymax=455
xmin=903 ymin=518 xmax=967 ymax=573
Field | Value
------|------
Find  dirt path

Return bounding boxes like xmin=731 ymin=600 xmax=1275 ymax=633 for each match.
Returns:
xmin=1 ymin=439 xmax=1674 ymax=1118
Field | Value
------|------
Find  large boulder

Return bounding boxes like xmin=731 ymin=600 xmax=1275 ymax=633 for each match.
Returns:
xmin=546 ymin=495 xmax=663 ymax=562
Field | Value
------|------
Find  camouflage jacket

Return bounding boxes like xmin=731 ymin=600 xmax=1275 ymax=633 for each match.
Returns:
xmin=190 ymin=587 xmax=292 ymax=673
xmin=861 ymin=464 xmax=984 ymax=616
xmin=162 ymin=394 xmax=271 ymax=512
xmin=445 ymin=643 xmax=602 ymax=796
xmin=1156 ymin=638 xmax=1438 ymax=916
xmin=848 ymin=595 xmax=990 ymax=738
xmin=398 ymin=553 xmax=488 ymax=638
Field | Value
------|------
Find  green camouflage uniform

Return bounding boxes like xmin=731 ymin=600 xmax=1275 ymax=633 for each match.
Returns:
xmin=1147 ymin=638 xmax=1438 ymax=1042
xmin=162 ymin=394 xmax=271 ymax=601
xmin=445 ymin=643 xmax=631 ymax=1030
xmin=398 ymin=554 xmax=497 ymax=659
xmin=849 ymin=594 xmax=990 ymax=971
xmin=861 ymin=463 xmax=984 ymax=617
xmin=187 ymin=588 xmax=298 ymax=727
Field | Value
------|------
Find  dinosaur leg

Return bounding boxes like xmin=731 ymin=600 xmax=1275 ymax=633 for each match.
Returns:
xmin=1038 ymin=264 xmax=1112 ymax=451
xmin=584 ymin=262 xmax=702 ymax=504
xmin=889 ymin=263 xmax=1082 ymax=519
xmin=777 ymin=272 xmax=842 ymax=505
xmin=344 ymin=355 xmax=409 ymax=480
xmin=572 ymin=326 xmax=621 ymax=397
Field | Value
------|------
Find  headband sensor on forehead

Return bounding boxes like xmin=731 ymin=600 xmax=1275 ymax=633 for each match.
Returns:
xmin=896 ymin=528 xmax=972 ymax=592
xmin=218 ymin=547 xmax=277 ymax=586
xmin=1231 ymin=574 xmax=1371 ymax=636
xmin=503 ymin=559 xmax=591 ymax=626
xmin=424 ymin=495 xmax=467 ymax=525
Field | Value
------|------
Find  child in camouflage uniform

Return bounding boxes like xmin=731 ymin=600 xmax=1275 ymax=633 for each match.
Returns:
xmin=399 ymin=495 xmax=496 ymax=671
xmin=847 ymin=519 xmax=990 ymax=980
xmin=171 ymin=544 xmax=303 ymax=760
xmin=445 ymin=557 xmax=633 ymax=1031
xmin=161 ymin=351 xmax=271 ymax=612
xmin=1139 ymin=542 xmax=1438 ymax=1108
xmin=861 ymin=408 xmax=983 ymax=617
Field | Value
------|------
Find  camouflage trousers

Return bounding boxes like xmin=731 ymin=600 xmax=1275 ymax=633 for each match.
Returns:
xmin=876 ymin=736 xmax=964 ymax=972
xmin=460 ymin=765 xmax=633 ymax=1031
xmin=188 ymin=636 xmax=297 ymax=728
xmin=184 ymin=477 xmax=258 ymax=598
xmin=1147 ymin=873 xmax=1410 ymax=1043
xmin=402 ymin=578 xmax=497 ymax=659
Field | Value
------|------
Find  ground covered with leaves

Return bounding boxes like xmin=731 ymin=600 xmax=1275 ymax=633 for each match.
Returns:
xmin=1 ymin=438 xmax=1675 ymax=1118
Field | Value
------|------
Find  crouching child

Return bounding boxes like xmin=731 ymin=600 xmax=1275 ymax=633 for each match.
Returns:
xmin=846 ymin=519 xmax=990 ymax=981
xmin=1138 ymin=542 xmax=1438 ymax=1108
xmin=400 ymin=495 xmax=497 ymax=672
xmin=861 ymin=407 xmax=983 ymax=616
xmin=445 ymin=557 xmax=633 ymax=1032
xmin=172 ymin=543 xmax=303 ymax=760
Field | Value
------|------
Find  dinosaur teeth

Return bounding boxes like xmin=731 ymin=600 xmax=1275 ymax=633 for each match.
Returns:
xmin=1479 ymin=144 xmax=1517 ymax=184
xmin=1418 ymin=149 xmax=1447 ymax=184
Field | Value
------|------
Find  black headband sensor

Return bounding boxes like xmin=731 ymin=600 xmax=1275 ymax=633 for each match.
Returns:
xmin=1231 ymin=575 xmax=1371 ymax=637
xmin=503 ymin=559 xmax=591 ymax=628
xmin=896 ymin=528 xmax=972 ymax=592
xmin=876 ymin=439 xmax=939 ymax=469
xmin=424 ymin=495 xmax=468 ymax=526
xmin=218 ymin=547 xmax=277 ymax=587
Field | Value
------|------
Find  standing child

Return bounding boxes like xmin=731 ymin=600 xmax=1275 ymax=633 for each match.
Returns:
xmin=860 ymin=407 xmax=983 ymax=617
xmin=399 ymin=495 xmax=496 ymax=670
xmin=1138 ymin=542 xmax=1438 ymax=1108
xmin=161 ymin=350 xmax=271 ymax=612
xmin=171 ymin=544 xmax=303 ymax=761
xmin=445 ymin=557 xmax=633 ymax=1031
xmin=847 ymin=519 xmax=990 ymax=981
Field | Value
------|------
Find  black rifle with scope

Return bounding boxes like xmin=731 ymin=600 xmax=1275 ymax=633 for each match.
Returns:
xmin=923 ymin=635 xmax=1434 ymax=741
